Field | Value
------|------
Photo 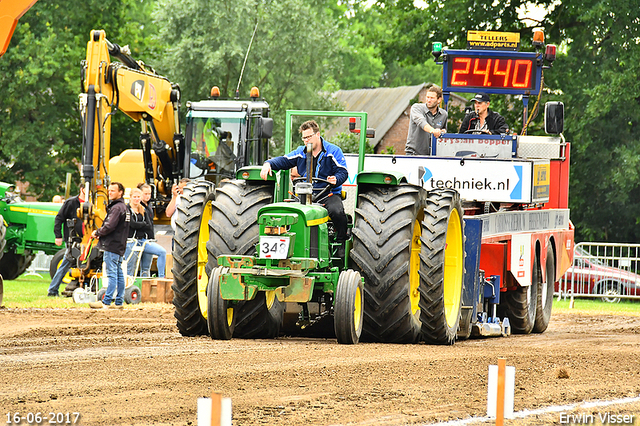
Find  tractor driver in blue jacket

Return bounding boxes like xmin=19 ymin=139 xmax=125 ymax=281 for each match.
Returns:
xmin=260 ymin=120 xmax=349 ymax=257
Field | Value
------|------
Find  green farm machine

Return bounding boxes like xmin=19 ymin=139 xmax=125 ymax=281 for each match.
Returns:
xmin=0 ymin=183 xmax=61 ymax=280
xmin=172 ymin=110 xmax=468 ymax=344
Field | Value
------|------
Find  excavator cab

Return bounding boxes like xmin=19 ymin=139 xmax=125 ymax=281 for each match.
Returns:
xmin=184 ymin=96 xmax=272 ymax=186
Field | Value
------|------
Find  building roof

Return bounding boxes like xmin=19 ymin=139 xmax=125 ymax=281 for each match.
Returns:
xmin=325 ymin=83 xmax=426 ymax=148
xmin=324 ymin=84 xmax=468 ymax=148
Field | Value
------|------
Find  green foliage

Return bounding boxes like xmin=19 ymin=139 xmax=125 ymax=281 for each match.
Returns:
xmin=0 ymin=0 xmax=162 ymax=201
xmin=543 ymin=0 xmax=640 ymax=242
xmin=327 ymin=131 xmax=375 ymax=155
xmin=152 ymin=0 xmax=344 ymax=150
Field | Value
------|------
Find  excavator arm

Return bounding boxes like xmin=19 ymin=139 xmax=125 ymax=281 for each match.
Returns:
xmin=73 ymin=30 xmax=184 ymax=283
xmin=0 ymin=0 xmax=38 ymax=58
xmin=79 ymin=30 xmax=183 ymax=239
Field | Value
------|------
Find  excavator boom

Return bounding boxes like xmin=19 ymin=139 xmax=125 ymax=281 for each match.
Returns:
xmin=0 ymin=0 xmax=38 ymax=58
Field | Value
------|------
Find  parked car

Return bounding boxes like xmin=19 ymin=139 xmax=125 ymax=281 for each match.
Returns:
xmin=558 ymin=246 xmax=640 ymax=303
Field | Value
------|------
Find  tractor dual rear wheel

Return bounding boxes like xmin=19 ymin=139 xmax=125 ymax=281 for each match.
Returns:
xmin=172 ymin=180 xmax=216 ymax=337
xmin=205 ymin=179 xmax=282 ymax=338
xmin=350 ymin=184 xmax=425 ymax=343
xmin=418 ymin=189 xmax=465 ymax=345
xmin=334 ymin=269 xmax=364 ymax=344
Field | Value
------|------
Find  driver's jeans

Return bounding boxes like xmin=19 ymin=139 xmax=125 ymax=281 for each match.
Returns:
xmin=321 ymin=195 xmax=347 ymax=243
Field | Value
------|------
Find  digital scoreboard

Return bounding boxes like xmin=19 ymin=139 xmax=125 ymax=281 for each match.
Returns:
xmin=442 ymin=49 xmax=541 ymax=95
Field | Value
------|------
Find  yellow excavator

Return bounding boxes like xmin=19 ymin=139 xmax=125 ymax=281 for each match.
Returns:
xmin=65 ymin=29 xmax=273 ymax=299
xmin=68 ymin=30 xmax=183 ymax=293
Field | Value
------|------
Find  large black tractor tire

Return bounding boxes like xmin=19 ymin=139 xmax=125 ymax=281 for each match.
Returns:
xmin=334 ymin=269 xmax=364 ymax=344
xmin=418 ymin=189 xmax=465 ymax=345
xmin=205 ymin=179 xmax=281 ymax=338
xmin=0 ymin=250 xmax=36 ymax=280
xmin=205 ymin=180 xmax=273 ymax=274
xmin=234 ymin=291 xmax=284 ymax=339
xmin=500 ymin=255 xmax=538 ymax=334
xmin=172 ymin=180 xmax=216 ymax=337
xmin=350 ymin=184 xmax=425 ymax=343
xmin=533 ymin=244 xmax=555 ymax=333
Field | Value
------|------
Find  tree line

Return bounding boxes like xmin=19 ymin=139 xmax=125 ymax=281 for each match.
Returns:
xmin=1 ymin=0 xmax=638 ymax=243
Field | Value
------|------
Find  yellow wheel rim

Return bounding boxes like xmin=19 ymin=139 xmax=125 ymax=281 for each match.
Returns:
xmin=198 ymin=200 xmax=213 ymax=319
xmin=444 ymin=208 xmax=463 ymax=328
xmin=409 ymin=219 xmax=422 ymax=315
xmin=354 ymin=284 xmax=362 ymax=328
xmin=265 ymin=290 xmax=276 ymax=309
xmin=226 ymin=306 xmax=234 ymax=327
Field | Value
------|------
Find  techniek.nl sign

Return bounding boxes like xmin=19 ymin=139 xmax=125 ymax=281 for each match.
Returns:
xmin=344 ymin=154 xmax=533 ymax=203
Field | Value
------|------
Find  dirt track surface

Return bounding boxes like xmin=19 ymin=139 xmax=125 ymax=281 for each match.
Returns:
xmin=1 ymin=305 xmax=639 ymax=426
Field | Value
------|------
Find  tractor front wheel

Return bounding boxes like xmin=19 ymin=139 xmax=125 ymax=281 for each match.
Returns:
xmin=207 ymin=266 xmax=234 ymax=340
xmin=334 ymin=269 xmax=364 ymax=344
xmin=206 ymin=179 xmax=278 ymax=338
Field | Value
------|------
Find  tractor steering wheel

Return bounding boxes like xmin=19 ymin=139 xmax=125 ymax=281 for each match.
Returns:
xmin=292 ymin=177 xmax=335 ymax=203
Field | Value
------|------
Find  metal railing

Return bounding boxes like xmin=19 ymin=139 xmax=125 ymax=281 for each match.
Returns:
xmin=23 ymin=252 xmax=54 ymax=278
xmin=557 ymin=242 xmax=640 ymax=303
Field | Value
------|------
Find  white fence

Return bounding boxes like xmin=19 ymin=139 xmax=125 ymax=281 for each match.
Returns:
xmin=557 ymin=242 xmax=640 ymax=303
xmin=24 ymin=252 xmax=54 ymax=278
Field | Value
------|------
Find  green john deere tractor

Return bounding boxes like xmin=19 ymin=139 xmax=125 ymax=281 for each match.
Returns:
xmin=0 ymin=183 xmax=61 ymax=280
xmin=172 ymin=110 xmax=466 ymax=345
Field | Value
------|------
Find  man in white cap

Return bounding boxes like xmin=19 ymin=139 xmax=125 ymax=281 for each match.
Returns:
xmin=459 ymin=92 xmax=509 ymax=135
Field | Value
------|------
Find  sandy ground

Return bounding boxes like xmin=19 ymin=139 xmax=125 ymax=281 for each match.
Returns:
xmin=1 ymin=305 xmax=639 ymax=426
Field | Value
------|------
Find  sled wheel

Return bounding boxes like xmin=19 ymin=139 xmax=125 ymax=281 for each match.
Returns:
xmin=534 ymin=243 xmax=555 ymax=333
xmin=501 ymin=256 xmax=538 ymax=334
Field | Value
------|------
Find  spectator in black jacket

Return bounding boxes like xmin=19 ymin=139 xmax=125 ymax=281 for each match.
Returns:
xmin=124 ymin=187 xmax=167 ymax=278
xmin=47 ymin=186 xmax=85 ymax=296
xmin=137 ymin=183 xmax=155 ymax=238
xmin=89 ymin=182 xmax=130 ymax=309
xmin=458 ymin=93 xmax=509 ymax=135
